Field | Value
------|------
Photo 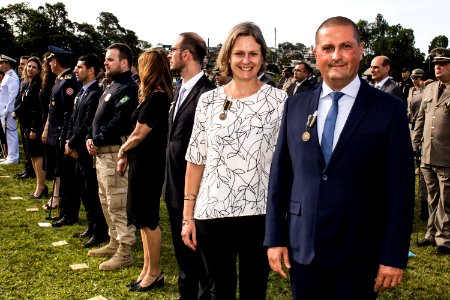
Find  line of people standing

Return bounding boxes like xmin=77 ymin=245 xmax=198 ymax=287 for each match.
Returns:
xmin=3 ymin=16 xmax=419 ymax=300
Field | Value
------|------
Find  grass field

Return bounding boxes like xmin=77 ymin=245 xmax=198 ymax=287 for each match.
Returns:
xmin=1 ymin=159 xmax=449 ymax=299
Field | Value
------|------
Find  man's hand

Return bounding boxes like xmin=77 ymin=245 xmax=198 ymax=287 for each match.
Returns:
xmin=267 ymin=247 xmax=291 ymax=278
xmin=116 ymin=157 xmax=128 ymax=176
xmin=373 ymin=264 xmax=404 ymax=292
xmin=86 ymin=139 xmax=97 ymax=156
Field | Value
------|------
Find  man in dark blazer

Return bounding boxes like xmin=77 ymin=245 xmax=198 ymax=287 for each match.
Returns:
xmin=65 ymin=54 xmax=108 ymax=247
xmin=264 ymin=16 xmax=414 ymax=300
xmin=286 ymin=62 xmax=314 ymax=96
xmin=371 ymin=55 xmax=402 ymax=99
xmin=165 ymin=32 xmax=215 ymax=300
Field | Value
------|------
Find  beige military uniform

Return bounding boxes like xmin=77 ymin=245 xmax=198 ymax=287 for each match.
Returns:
xmin=412 ymin=81 xmax=450 ymax=247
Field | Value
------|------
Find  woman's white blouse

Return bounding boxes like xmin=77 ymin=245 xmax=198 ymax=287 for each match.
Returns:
xmin=186 ymin=84 xmax=287 ymax=219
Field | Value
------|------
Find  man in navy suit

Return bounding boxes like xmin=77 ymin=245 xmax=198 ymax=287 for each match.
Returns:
xmin=66 ymin=54 xmax=108 ymax=247
xmin=264 ymin=16 xmax=414 ymax=299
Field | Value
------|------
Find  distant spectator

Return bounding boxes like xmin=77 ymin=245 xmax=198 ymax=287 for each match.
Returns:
xmin=399 ymin=68 xmax=414 ymax=103
xmin=370 ymin=55 xmax=402 ymax=99
xmin=286 ymin=62 xmax=314 ymax=96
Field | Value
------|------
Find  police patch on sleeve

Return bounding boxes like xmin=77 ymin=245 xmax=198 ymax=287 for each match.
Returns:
xmin=119 ymin=96 xmax=130 ymax=104
xmin=66 ymin=88 xmax=74 ymax=96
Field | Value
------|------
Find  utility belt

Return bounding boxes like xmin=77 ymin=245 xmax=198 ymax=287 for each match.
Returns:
xmin=95 ymin=136 xmax=128 ymax=154
xmin=96 ymin=145 xmax=121 ymax=154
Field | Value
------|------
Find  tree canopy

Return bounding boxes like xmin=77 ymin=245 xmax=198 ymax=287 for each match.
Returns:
xmin=0 ymin=2 xmax=149 ymax=64
xmin=356 ymin=14 xmax=426 ymax=80
xmin=1 ymin=4 xmax=447 ymax=80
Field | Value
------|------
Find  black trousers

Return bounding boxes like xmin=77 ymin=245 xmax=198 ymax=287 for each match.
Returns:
xmin=196 ymin=215 xmax=269 ymax=300
xmin=166 ymin=204 xmax=210 ymax=300
xmin=290 ymin=258 xmax=378 ymax=300
xmin=75 ymin=156 xmax=107 ymax=235
xmin=59 ymin=155 xmax=79 ymax=221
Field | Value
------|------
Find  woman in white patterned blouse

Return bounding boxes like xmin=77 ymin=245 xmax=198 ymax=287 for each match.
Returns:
xmin=181 ymin=22 xmax=287 ymax=299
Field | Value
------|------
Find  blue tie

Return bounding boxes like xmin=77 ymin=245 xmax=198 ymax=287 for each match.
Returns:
xmin=321 ymin=92 xmax=344 ymax=164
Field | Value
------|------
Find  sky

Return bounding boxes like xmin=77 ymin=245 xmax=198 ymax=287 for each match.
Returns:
xmin=3 ymin=0 xmax=449 ymax=56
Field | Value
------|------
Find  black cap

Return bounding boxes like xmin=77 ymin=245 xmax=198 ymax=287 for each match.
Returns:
xmin=47 ymin=46 xmax=74 ymax=60
xmin=401 ymin=68 xmax=410 ymax=73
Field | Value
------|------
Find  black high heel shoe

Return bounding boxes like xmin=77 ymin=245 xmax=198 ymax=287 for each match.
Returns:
xmin=126 ymin=279 xmax=142 ymax=288
xmin=29 ymin=185 xmax=48 ymax=199
xmin=129 ymin=272 xmax=164 ymax=292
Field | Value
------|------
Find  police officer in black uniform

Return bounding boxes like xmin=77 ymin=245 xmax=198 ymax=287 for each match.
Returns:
xmin=42 ymin=46 xmax=81 ymax=227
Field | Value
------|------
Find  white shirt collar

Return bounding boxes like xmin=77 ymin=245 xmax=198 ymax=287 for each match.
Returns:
xmin=320 ymin=76 xmax=361 ymax=99
xmin=375 ymin=76 xmax=389 ymax=89
xmin=180 ymin=70 xmax=205 ymax=92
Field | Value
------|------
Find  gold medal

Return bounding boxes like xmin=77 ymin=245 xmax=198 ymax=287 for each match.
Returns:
xmin=219 ymin=113 xmax=227 ymax=120
xmin=302 ymin=131 xmax=310 ymax=142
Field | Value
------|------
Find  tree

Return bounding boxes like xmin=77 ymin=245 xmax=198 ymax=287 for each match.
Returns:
xmin=357 ymin=13 xmax=425 ymax=79
xmin=0 ymin=2 xmax=150 ymax=63
xmin=428 ymin=35 xmax=449 ymax=53
xmin=0 ymin=15 xmax=15 ymax=56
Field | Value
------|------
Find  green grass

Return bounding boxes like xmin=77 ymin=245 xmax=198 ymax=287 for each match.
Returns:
xmin=0 ymin=160 xmax=449 ymax=299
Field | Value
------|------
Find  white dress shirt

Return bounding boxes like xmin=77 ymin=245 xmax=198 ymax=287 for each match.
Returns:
xmin=317 ymin=76 xmax=360 ymax=149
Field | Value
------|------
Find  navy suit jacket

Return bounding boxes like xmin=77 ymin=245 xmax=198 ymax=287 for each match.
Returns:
xmin=67 ymin=82 xmax=102 ymax=162
xmin=264 ymin=78 xmax=414 ymax=269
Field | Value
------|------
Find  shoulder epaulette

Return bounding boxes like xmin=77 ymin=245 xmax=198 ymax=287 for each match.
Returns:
xmin=64 ymin=74 xmax=72 ymax=80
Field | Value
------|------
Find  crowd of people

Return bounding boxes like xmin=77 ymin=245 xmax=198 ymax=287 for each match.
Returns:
xmin=0 ymin=14 xmax=449 ymax=300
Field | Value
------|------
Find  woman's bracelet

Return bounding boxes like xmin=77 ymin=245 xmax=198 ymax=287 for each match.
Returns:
xmin=182 ymin=217 xmax=195 ymax=226
xmin=184 ymin=194 xmax=197 ymax=201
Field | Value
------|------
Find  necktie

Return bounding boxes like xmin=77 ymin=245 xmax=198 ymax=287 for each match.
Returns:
xmin=75 ymin=88 xmax=84 ymax=107
xmin=293 ymin=82 xmax=300 ymax=94
xmin=321 ymin=92 xmax=344 ymax=164
xmin=174 ymin=87 xmax=186 ymax=117
xmin=79 ymin=88 xmax=85 ymax=99
xmin=438 ymin=83 xmax=446 ymax=99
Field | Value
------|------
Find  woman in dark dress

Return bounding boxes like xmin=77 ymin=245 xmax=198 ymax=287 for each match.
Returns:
xmin=117 ymin=49 xmax=172 ymax=292
xmin=15 ymin=57 xmax=47 ymax=198
xmin=40 ymin=52 xmax=59 ymax=210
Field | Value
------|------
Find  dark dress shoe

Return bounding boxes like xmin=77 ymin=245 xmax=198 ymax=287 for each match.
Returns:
xmin=84 ymin=235 xmax=109 ymax=248
xmin=435 ymin=246 xmax=450 ymax=255
xmin=50 ymin=215 xmax=63 ymax=221
xmin=52 ymin=217 xmax=76 ymax=228
xmin=130 ymin=272 xmax=164 ymax=292
xmin=415 ymin=239 xmax=436 ymax=247
xmin=16 ymin=170 xmax=26 ymax=177
xmin=73 ymin=229 xmax=94 ymax=238
xmin=17 ymin=172 xmax=36 ymax=179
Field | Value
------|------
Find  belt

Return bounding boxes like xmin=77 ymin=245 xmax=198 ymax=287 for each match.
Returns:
xmin=96 ymin=145 xmax=121 ymax=154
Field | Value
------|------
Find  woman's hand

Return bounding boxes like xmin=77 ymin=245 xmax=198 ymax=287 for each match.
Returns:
xmin=116 ymin=156 xmax=128 ymax=176
xmin=181 ymin=219 xmax=197 ymax=251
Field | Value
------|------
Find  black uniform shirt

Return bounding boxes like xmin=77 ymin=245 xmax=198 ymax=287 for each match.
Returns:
xmin=90 ymin=70 xmax=138 ymax=147
xmin=47 ymin=69 xmax=80 ymax=146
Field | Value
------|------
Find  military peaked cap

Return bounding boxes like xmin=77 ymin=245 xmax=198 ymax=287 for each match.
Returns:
xmin=431 ymin=48 xmax=450 ymax=63
xmin=0 ymin=54 xmax=17 ymax=63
